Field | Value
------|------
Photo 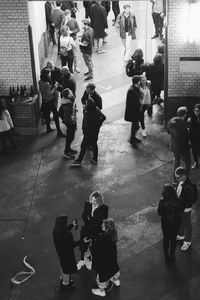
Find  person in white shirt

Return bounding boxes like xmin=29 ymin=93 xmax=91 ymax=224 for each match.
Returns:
xmin=60 ymin=27 xmax=76 ymax=73
xmin=150 ymin=0 xmax=165 ymax=40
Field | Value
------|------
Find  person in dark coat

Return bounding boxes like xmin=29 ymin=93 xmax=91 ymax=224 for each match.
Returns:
xmin=81 ymin=83 xmax=102 ymax=110
xmin=158 ymin=184 xmax=184 ymax=261
xmin=124 ymin=75 xmax=142 ymax=147
xmin=53 ymin=215 xmax=80 ymax=289
xmin=77 ymin=191 xmax=109 ymax=270
xmin=144 ymin=53 xmax=164 ymax=116
xmin=45 ymin=0 xmax=56 ymax=45
xmin=90 ymin=0 xmax=108 ymax=54
xmin=70 ymin=98 xmax=106 ymax=167
xmin=188 ymin=103 xmax=200 ymax=170
xmin=167 ymin=107 xmax=191 ymax=182
xmin=60 ymin=66 xmax=76 ymax=97
xmin=126 ymin=48 xmax=144 ymax=77
xmin=92 ymin=218 xmax=120 ymax=297
xmin=46 ymin=61 xmax=62 ymax=85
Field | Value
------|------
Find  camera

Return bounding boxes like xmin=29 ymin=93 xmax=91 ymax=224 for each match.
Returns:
xmin=73 ymin=218 xmax=78 ymax=230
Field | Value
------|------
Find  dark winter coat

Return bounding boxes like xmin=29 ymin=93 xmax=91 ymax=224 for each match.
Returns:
xmin=124 ymin=85 xmax=141 ymax=122
xmin=189 ymin=114 xmax=200 ymax=144
xmin=158 ymin=196 xmax=184 ymax=226
xmin=61 ymin=75 xmax=76 ymax=97
xmin=81 ymin=90 xmax=102 ymax=110
xmin=167 ymin=117 xmax=190 ymax=155
xmin=82 ymin=106 xmax=106 ymax=134
xmin=60 ymin=98 xmax=77 ymax=126
xmin=177 ymin=178 xmax=195 ymax=209
xmin=144 ymin=62 xmax=164 ymax=92
xmin=53 ymin=224 xmax=80 ymax=274
xmin=92 ymin=233 xmax=119 ymax=282
xmin=81 ymin=202 xmax=108 ymax=239
xmin=90 ymin=3 xmax=108 ymax=38
xmin=51 ymin=67 xmax=62 ymax=85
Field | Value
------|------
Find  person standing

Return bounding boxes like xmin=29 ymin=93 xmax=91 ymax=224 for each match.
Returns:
xmin=60 ymin=66 xmax=76 ymax=97
xmin=79 ymin=19 xmax=94 ymax=81
xmin=45 ymin=0 xmax=56 ymax=45
xmin=46 ymin=61 xmax=62 ymax=85
xmin=92 ymin=218 xmax=120 ymax=297
xmin=60 ymin=27 xmax=76 ymax=72
xmin=70 ymin=98 xmax=106 ymax=167
xmin=167 ymin=107 xmax=191 ymax=182
xmin=139 ymin=74 xmax=151 ymax=138
xmin=61 ymin=9 xmax=80 ymax=73
xmin=38 ymin=68 xmax=65 ymax=137
xmin=158 ymin=184 xmax=184 ymax=261
xmin=115 ymin=4 xmax=137 ymax=62
xmin=77 ymin=191 xmax=108 ymax=270
xmin=188 ymin=103 xmax=200 ymax=170
xmin=53 ymin=215 xmax=80 ymax=289
xmin=111 ymin=0 xmax=120 ymax=25
xmin=51 ymin=0 xmax=65 ymax=54
xmin=150 ymin=0 xmax=165 ymax=40
xmin=81 ymin=83 xmax=102 ymax=111
xmin=175 ymin=167 xmax=197 ymax=251
xmin=90 ymin=0 xmax=108 ymax=54
xmin=124 ymin=75 xmax=142 ymax=147
xmin=59 ymin=88 xmax=77 ymax=160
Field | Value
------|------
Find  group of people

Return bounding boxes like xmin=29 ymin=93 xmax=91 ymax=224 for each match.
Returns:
xmin=53 ymin=191 xmax=120 ymax=297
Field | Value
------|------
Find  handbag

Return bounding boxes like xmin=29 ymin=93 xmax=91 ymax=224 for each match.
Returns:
xmin=60 ymin=46 xmax=68 ymax=57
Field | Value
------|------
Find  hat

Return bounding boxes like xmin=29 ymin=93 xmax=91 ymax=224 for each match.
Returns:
xmin=82 ymin=18 xmax=90 ymax=25
xmin=177 ymin=106 xmax=187 ymax=117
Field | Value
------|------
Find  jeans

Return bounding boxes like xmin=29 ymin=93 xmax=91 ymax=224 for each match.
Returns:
xmin=64 ymin=124 xmax=76 ymax=153
xmin=140 ymin=105 xmax=148 ymax=130
xmin=179 ymin=211 xmax=192 ymax=242
xmin=60 ymin=49 xmax=74 ymax=73
xmin=82 ymin=53 xmax=93 ymax=76
xmin=173 ymin=152 xmax=191 ymax=180
xmin=77 ymin=131 xmax=99 ymax=162
xmin=112 ymin=1 xmax=120 ymax=21
xmin=41 ymin=100 xmax=61 ymax=132
xmin=94 ymin=38 xmax=103 ymax=52
xmin=121 ymin=33 xmax=133 ymax=61
xmin=152 ymin=12 xmax=163 ymax=36
xmin=161 ymin=221 xmax=180 ymax=257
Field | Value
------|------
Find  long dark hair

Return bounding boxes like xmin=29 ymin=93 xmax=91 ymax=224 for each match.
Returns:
xmin=162 ymin=184 xmax=177 ymax=201
xmin=40 ymin=68 xmax=51 ymax=82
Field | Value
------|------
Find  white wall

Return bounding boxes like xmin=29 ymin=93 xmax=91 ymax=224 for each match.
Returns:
xmin=28 ymin=1 xmax=46 ymax=83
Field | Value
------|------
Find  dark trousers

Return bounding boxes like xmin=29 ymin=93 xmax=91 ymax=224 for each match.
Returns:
xmin=161 ymin=221 xmax=180 ymax=258
xmin=147 ymin=89 xmax=162 ymax=116
xmin=152 ymin=12 xmax=163 ymax=36
xmin=179 ymin=211 xmax=192 ymax=242
xmin=112 ymin=1 xmax=120 ymax=21
xmin=82 ymin=53 xmax=93 ymax=76
xmin=173 ymin=152 xmax=191 ymax=181
xmin=191 ymin=140 xmax=200 ymax=164
xmin=0 ymin=129 xmax=16 ymax=152
xmin=47 ymin=22 xmax=56 ymax=44
xmin=130 ymin=122 xmax=140 ymax=142
xmin=60 ymin=50 xmax=74 ymax=73
xmin=64 ymin=124 xmax=76 ymax=153
xmin=42 ymin=101 xmax=61 ymax=132
xmin=140 ymin=105 xmax=148 ymax=130
xmin=77 ymin=132 xmax=99 ymax=163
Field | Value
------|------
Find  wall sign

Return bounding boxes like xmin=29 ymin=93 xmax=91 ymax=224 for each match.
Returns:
xmin=180 ymin=57 xmax=200 ymax=73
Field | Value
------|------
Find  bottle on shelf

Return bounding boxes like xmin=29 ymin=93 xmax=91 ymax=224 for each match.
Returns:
xmin=23 ymin=85 xmax=27 ymax=98
xmin=30 ymin=85 xmax=34 ymax=97
xmin=20 ymin=86 xmax=24 ymax=99
xmin=10 ymin=86 xmax=15 ymax=103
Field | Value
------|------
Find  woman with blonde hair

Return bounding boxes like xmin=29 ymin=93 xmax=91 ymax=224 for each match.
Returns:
xmin=60 ymin=26 xmax=76 ymax=72
xmin=92 ymin=218 xmax=120 ymax=297
xmin=77 ymin=191 xmax=109 ymax=270
xmin=139 ymin=74 xmax=151 ymax=137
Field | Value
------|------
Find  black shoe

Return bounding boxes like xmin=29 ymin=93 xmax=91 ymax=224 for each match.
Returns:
xmin=60 ymin=281 xmax=76 ymax=290
xmin=129 ymin=140 xmax=137 ymax=148
xmin=84 ymin=72 xmax=89 ymax=76
xmin=84 ymin=75 xmax=93 ymax=81
xmin=57 ymin=131 xmax=65 ymax=137
xmin=70 ymin=148 xmax=78 ymax=154
xmin=192 ymin=162 xmax=198 ymax=170
xmin=134 ymin=137 xmax=142 ymax=143
xmin=151 ymin=34 xmax=159 ymax=39
xmin=46 ymin=127 xmax=55 ymax=133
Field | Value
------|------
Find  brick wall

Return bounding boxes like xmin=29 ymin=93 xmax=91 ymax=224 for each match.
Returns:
xmin=0 ymin=0 xmax=33 ymax=96
xmin=168 ymin=0 xmax=200 ymax=97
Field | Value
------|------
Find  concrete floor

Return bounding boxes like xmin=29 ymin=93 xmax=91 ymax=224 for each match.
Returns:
xmin=1 ymin=2 xmax=200 ymax=300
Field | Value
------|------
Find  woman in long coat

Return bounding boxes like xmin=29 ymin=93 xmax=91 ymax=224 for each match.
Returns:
xmin=53 ymin=215 xmax=80 ymax=289
xmin=92 ymin=218 xmax=120 ymax=297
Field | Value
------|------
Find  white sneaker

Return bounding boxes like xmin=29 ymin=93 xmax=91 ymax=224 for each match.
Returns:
xmin=113 ymin=279 xmax=120 ymax=286
xmin=77 ymin=260 xmax=85 ymax=270
xmin=142 ymin=129 xmax=147 ymax=137
xmin=181 ymin=241 xmax=191 ymax=251
xmin=92 ymin=288 xmax=106 ymax=297
xmin=177 ymin=235 xmax=185 ymax=241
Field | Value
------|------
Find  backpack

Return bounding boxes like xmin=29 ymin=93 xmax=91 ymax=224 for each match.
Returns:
xmin=190 ymin=182 xmax=198 ymax=204
xmin=126 ymin=59 xmax=136 ymax=77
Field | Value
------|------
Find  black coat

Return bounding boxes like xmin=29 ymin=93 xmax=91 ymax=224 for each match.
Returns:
xmin=92 ymin=233 xmax=119 ymax=282
xmin=124 ymin=85 xmax=141 ymax=122
xmin=158 ymin=196 xmax=184 ymax=226
xmin=189 ymin=114 xmax=200 ymax=143
xmin=144 ymin=62 xmax=164 ymax=92
xmin=81 ymin=90 xmax=102 ymax=110
xmin=53 ymin=224 xmax=79 ymax=274
xmin=82 ymin=107 xmax=106 ymax=134
xmin=61 ymin=75 xmax=76 ymax=97
xmin=90 ymin=3 xmax=108 ymax=38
